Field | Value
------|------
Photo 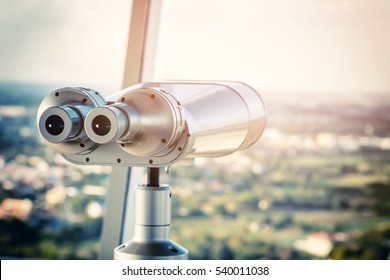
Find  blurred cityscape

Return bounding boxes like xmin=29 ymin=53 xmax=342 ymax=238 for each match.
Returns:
xmin=0 ymin=82 xmax=389 ymax=259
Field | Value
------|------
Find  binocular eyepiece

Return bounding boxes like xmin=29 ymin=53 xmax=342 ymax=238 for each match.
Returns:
xmin=85 ymin=104 xmax=137 ymax=144
xmin=84 ymin=88 xmax=185 ymax=157
xmin=37 ymin=82 xmax=267 ymax=167
xmin=37 ymin=87 xmax=107 ymax=155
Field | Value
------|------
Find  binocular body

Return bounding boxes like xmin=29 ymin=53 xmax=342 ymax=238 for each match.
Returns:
xmin=37 ymin=81 xmax=266 ymax=167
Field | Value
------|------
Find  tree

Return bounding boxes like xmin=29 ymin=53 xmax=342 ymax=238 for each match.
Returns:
xmin=367 ymin=180 xmax=390 ymax=216
xmin=329 ymin=229 xmax=390 ymax=260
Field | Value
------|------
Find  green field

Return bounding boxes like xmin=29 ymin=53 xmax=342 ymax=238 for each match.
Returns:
xmin=170 ymin=209 xmax=390 ymax=259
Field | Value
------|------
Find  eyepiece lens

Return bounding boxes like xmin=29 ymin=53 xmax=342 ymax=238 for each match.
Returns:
xmin=45 ymin=115 xmax=65 ymax=136
xmin=92 ymin=115 xmax=111 ymax=136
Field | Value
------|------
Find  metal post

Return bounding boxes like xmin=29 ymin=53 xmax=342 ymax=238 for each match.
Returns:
xmin=114 ymin=170 xmax=188 ymax=260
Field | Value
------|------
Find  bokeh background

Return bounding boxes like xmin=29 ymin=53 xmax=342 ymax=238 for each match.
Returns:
xmin=1 ymin=0 xmax=389 ymax=259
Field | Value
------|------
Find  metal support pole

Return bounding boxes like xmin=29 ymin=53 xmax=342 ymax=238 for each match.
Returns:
xmin=147 ymin=167 xmax=160 ymax=187
xmin=113 ymin=170 xmax=188 ymax=259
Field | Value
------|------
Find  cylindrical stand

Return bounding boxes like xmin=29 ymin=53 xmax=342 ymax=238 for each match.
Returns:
xmin=114 ymin=184 xmax=188 ymax=259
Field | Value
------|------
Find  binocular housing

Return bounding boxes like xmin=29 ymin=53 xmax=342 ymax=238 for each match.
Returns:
xmin=37 ymin=81 xmax=266 ymax=167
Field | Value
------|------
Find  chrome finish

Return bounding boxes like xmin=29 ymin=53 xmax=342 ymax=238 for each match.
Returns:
xmin=64 ymin=129 xmax=188 ymax=166
xmin=38 ymin=81 xmax=266 ymax=166
xmin=85 ymin=103 xmax=140 ymax=144
xmin=134 ymin=185 xmax=171 ymax=225
xmin=115 ymin=88 xmax=186 ymax=157
xmin=221 ymin=81 xmax=267 ymax=150
xmin=138 ymin=81 xmax=267 ymax=158
xmin=114 ymin=185 xmax=188 ymax=260
xmin=39 ymin=106 xmax=82 ymax=143
xmin=37 ymin=87 xmax=107 ymax=154
xmin=85 ymin=87 xmax=185 ymax=157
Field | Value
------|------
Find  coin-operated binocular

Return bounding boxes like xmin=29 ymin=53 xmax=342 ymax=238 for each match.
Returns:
xmin=37 ymin=81 xmax=267 ymax=259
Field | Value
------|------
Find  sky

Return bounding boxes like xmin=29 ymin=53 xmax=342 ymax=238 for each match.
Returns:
xmin=0 ymin=0 xmax=131 ymax=91
xmin=0 ymin=0 xmax=389 ymax=94
xmin=154 ymin=0 xmax=390 ymax=93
